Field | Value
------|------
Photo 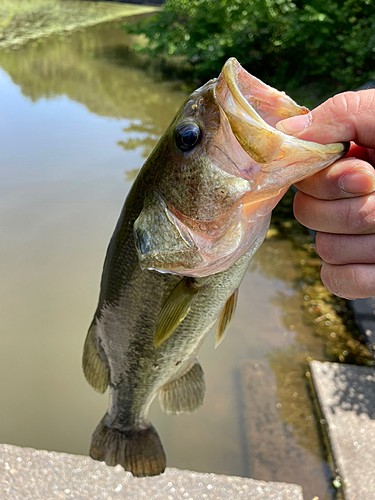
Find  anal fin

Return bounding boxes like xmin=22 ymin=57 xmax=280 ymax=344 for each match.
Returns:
xmin=159 ymin=359 xmax=205 ymax=415
xmin=215 ymin=288 xmax=239 ymax=348
xmin=82 ymin=322 xmax=108 ymax=393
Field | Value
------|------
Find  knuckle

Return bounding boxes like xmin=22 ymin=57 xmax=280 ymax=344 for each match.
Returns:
xmin=328 ymin=92 xmax=360 ymax=118
xmin=321 ymin=263 xmax=356 ymax=300
xmin=333 ymin=195 xmax=375 ymax=234
xmin=350 ymin=266 xmax=362 ymax=298
xmin=320 ymin=263 xmax=341 ymax=296
xmin=293 ymin=191 xmax=314 ymax=227
xmin=354 ymin=196 xmax=375 ymax=233
xmin=345 ymin=265 xmax=373 ymax=300
xmin=315 ymin=233 xmax=336 ymax=263
xmin=321 ymin=262 xmax=375 ymax=300
xmin=292 ymin=191 xmax=304 ymax=221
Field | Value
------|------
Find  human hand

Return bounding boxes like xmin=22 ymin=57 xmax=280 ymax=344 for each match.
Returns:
xmin=276 ymin=90 xmax=375 ymax=299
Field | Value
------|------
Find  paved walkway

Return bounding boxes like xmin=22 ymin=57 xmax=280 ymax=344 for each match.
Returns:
xmin=0 ymin=444 xmax=304 ymax=500
xmin=310 ymin=361 xmax=375 ymax=500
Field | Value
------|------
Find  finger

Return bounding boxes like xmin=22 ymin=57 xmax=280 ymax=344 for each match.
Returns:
xmin=276 ymin=90 xmax=375 ymax=148
xmin=293 ymin=191 xmax=375 ymax=234
xmin=321 ymin=263 xmax=375 ymax=300
xmin=294 ymin=157 xmax=375 ymax=200
xmin=316 ymin=232 xmax=375 ymax=265
xmin=346 ymin=143 xmax=372 ymax=162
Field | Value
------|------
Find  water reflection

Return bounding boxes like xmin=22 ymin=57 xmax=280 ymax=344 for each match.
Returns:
xmin=118 ymin=121 xmax=160 ymax=158
xmin=125 ymin=168 xmax=141 ymax=183
xmin=0 ymin=19 xmax=185 ymax=157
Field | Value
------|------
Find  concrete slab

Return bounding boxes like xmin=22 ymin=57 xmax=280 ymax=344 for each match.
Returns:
xmin=0 ymin=443 xmax=304 ymax=500
xmin=310 ymin=361 xmax=375 ymax=500
xmin=348 ymin=297 xmax=375 ymax=319
xmin=357 ymin=319 xmax=375 ymax=360
xmin=347 ymin=298 xmax=375 ymax=359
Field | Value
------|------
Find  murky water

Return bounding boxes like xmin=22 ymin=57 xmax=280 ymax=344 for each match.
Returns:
xmin=0 ymin=16 xmax=365 ymax=500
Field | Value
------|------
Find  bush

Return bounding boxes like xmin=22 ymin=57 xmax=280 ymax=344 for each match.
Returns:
xmin=124 ymin=0 xmax=375 ymax=94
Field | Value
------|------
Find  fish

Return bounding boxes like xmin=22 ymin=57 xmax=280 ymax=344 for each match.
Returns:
xmin=82 ymin=58 xmax=348 ymax=477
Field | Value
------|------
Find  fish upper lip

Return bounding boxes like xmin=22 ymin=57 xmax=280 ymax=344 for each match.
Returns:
xmin=213 ymin=57 xmax=348 ymax=162
xmin=215 ymin=57 xmax=274 ymax=130
xmin=213 ymin=58 xmax=288 ymax=164
xmin=213 ymin=57 xmax=306 ymax=133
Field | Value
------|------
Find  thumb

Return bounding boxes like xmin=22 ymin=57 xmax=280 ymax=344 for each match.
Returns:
xmin=276 ymin=90 xmax=375 ymax=149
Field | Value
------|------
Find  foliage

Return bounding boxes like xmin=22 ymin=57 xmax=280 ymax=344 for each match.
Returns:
xmin=125 ymin=0 xmax=375 ymax=93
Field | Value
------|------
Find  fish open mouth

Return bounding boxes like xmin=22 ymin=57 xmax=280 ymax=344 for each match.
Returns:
xmin=217 ymin=58 xmax=311 ymax=129
xmin=214 ymin=58 xmax=348 ymax=192
xmin=215 ymin=57 xmax=309 ymax=164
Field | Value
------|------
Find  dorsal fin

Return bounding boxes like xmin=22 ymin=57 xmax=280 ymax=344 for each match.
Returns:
xmin=82 ymin=322 xmax=108 ymax=393
xmin=215 ymin=288 xmax=239 ymax=348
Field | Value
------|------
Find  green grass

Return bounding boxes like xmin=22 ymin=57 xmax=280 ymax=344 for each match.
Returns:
xmin=0 ymin=0 xmax=159 ymax=48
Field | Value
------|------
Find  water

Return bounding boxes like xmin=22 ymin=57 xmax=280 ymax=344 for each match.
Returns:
xmin=0 ymin=17 xmax=353 ymax=500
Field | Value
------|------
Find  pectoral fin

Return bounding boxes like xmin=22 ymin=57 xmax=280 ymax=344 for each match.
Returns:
xmin=215 ymin=288 xmax=239 ymax=348
xmin=155 ymin=278 xmax=202 ymax=349
xmin=82 ymin=322 xmax=108 ymax=393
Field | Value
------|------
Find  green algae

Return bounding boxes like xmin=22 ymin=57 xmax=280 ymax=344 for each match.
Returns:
xmin=258 ymin=188 xmax=373 ymax=367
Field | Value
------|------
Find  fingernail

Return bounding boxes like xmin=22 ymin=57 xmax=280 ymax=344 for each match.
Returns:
xmin=276 ymin=112 xmax=312 ymax=135
xmin=339 ymin=169 xmax=375 ymax=194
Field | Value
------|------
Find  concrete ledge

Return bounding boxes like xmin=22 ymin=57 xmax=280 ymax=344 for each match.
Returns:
xmin=0 ymin=444 xmax=304 ymax=500
xmin=348 ymin=297 xmax=375 ymax=361
xmin=310 ymin=361 xmax=375 ymax=500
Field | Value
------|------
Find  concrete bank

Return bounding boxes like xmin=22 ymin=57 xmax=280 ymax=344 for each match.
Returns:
xmin=349 ymin=297 xmax=375 ymax=360
xmin=310 ymin=361 xmax=375 ymax=500
xmin=0 ymin=444 xmax=304 ymax=500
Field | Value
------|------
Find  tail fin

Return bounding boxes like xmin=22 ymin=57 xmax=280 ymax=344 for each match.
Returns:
xmin=90 ymin=417 xmax=166 ymax=477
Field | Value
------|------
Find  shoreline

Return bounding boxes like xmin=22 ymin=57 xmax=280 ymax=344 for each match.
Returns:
xmin=0 ymin=1 xmax=159 ymax=50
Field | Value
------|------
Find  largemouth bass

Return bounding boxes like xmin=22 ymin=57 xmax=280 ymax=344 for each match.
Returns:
xmin=83 ymin=58 xmax=347 ymax=477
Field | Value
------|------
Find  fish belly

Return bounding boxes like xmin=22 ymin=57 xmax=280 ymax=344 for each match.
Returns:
xmin=86 ymin=235 xmax=254 ymax=476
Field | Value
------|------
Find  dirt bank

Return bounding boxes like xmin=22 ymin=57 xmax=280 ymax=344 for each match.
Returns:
xmin=0 ymin=0 xmax=158 ymax=49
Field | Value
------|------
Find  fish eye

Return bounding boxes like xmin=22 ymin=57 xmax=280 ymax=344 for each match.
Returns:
xmin=175 ymin=123 xmax=202 ymax=152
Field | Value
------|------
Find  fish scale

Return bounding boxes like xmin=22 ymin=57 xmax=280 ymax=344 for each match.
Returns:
xmin=83 ymin=58 xmax=348 ymax=477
